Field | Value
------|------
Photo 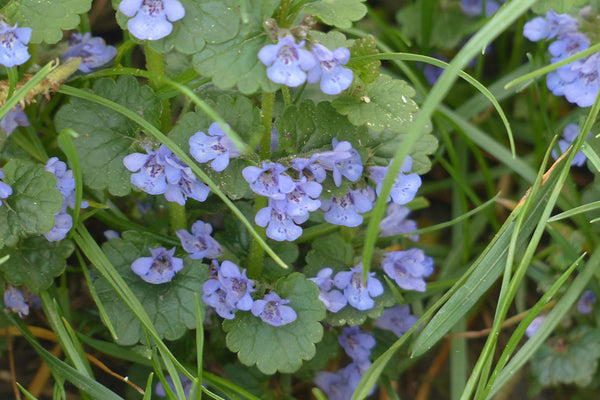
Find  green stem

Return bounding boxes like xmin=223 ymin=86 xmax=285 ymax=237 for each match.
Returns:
xmin=277 ymin=0 xmax=291 ymax=26
xmin=247 ymin=91 xmax=275 ymax=279
xmin=144 ymin=45 xmax=186 ymax=232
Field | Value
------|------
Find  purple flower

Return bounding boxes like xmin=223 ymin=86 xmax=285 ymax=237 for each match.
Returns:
xmin=273 ymin=177 xmax=322 ymax=218
xmin=321 ymin=187 xmax=374 ymax=227
xmin=124 ymin=145 xmax=209 ymax=204
xmin=523 ymin=10 xmax=579 ymax=42
xmin=203 ymin=260 xmax=255 ymax=319
xmin=577 ymin=290 xmax=596 ymax=314
xmin=119 ymin=0 xmax=185 ymax=41
xmin=44 ymin=157 xmax=89 ymax=242
xmin=164 ymin=166 xmax=210 ymax=205
xmin=291 ymin=155 xmax=327 ymax=183
xmin=382 ymin=248 xmax=434 ymax=292
xmin=309 ymin=268 xmax=347 ymax=312
xmin=123 ymin=145 xmax=173 ymax=195
xmin=3 ymin=286 xmax=29 ymax=318
xmin=334 ymin=264 xmax=384 ymax=311
xmin=176 ymin=221 xmax=222 ymax=259
xmin=0 ymin=169 xmax=13 ymax=205
xmin=155 ymin=374 xmax=194 ymax=398
xmin=0 ymin=22 xmax=32 ymax=67
xmin=379 ymin=203 xmax=419 ymax=240
xmin=242 ymin=162 xmax=295 ymax=200
xmin=62 ymin=32 xmax=117 ymax=73
xmin=338 ymin=326 xmax=375 ymax=361
xmin=315 ymin=139 xmax=363 ymax=186
xmin=251 ymin=291 xmax=297 ymax=326
xmin=255 ymin=200 xmax=305 ymax=241
xmin=258 ymin=35 xmax=317 ymax=87
xmin=307 ymin=44 xmax=353 ymax=95
xmin=551 ymin=123 xmax=590 ymax=167
xmin=369 ymin=157 xmax=421 ymax=205
xmin=203 ymin=279 xmax=236 ymax=319
xmin=131 ymin=247 xmax=184 ymax=284
xmin=1 ymin=105 xmax=29 ymax=136
xmin=375 ymin=305 xmax=418 ymax=337
xmin=525 ymin=315 xmax=546 ymax=338
xmin=189 ymin=122 xmax=241 ymax=171
xmin=217 ymin=261 xmax=255 ymax=311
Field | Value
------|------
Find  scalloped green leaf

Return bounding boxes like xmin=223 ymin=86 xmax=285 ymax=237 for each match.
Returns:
xmin=531 ymin=326 xmax=600 ymax=387
xmin=192 ymin=0 xmax=280 ymax=94
xmin=348 ymin=34 xmax=381 ymax=84
xmin=0 ymin=160 xmax=63 ymax=249
xmin=93 ymin=232 xmax=209 ymax=346
xmin=223 ymin=273 xmax=326 ymax=374
xmin=304 ymin=233 xmax=354 ymax=277
xmin=114 ymin=0 xmax=240 ymax=54
xmin=0 ymin=237 xmax=74 ymax=293
xmin=3 ymin=0 xmax=92 ymax=44
xmin=531 ymin=0 xmax=587 ymax=13
xmin=303 ymin=0 xmax=367 ymax=29
xmin=275 ymin=100 xmax=369 ymax=155
xmin=54 ymin=76 xmax=161 ymax=196
xmin=332 ymin=74 xmax=420 ymax=134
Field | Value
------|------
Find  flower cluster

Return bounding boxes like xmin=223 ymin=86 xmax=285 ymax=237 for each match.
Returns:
xmin=551 ymin=123 xmax=590 ymax=167
xmin=382 ymin=248 xmax=434 ymax=292
xmin=189 ymin=122 xmax=241 ymax=171
xmin=259 ymin=35 xmax=353 ymax=95
xmin=315 ymin=327 xmax=376 ymax=400
xmin=131 ymin=246 xmax=183 ymax=284
xmin=62 ymin=32 xmax=117 ymax=73
xmin=242 ymin=139 xmax=371 ymax=241
xmin=0 ymin=21 xmax=32 ymax=68
xmin=123 ymin=144 xmax=210 ymax=205
xmin=44 ymin=157 xmax=89 ymax=242
xmin=0 ymin=168 xmax=12 ymax=206
xmin=523 ymin=10 xmax=599 ymax=107
xmin=119 ymin=0 xmax=185 ymax=41
xmin=203 ymin=260 xmax=255 ymax=320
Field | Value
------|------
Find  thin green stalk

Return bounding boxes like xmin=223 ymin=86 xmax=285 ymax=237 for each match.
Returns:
xmin=247 ymin=91 xmax=275 ymax=278
xmin=277 ymin=0 xmax=291 ymax=26
xmin=144 ymin=45 xmax=186 ymax=233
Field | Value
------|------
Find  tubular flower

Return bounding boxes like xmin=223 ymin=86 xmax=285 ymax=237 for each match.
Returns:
xmin=119 ymin=0 xmax=185 ymax=41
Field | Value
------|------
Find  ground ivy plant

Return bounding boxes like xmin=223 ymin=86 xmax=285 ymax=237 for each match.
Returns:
xmin=2 ymin=0 xmax=600 ymax=399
